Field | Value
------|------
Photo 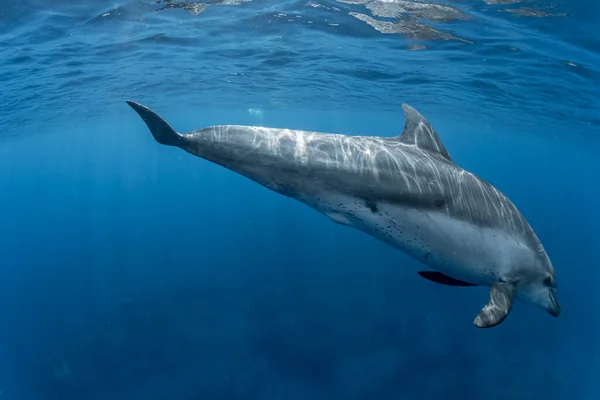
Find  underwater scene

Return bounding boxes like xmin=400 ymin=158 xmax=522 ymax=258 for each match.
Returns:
xmin=0 ymin=0 xmax=599 ymax=399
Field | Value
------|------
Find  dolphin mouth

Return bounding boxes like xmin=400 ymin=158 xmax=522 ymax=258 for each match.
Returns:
xmin=547 ymin=289 xmax=561 ymax=317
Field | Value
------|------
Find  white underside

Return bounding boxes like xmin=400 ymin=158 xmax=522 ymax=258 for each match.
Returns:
xmin=314 ymin=194 xmax=530 ymax=285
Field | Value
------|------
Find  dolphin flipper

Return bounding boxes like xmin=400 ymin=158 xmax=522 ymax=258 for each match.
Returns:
xmin=474 ymin=282 xmax=516 ymax=328
xmin=126 ymin=101 xmax=183 ymax=147
xmin=417 ymin=271 xmax=478 ymax=287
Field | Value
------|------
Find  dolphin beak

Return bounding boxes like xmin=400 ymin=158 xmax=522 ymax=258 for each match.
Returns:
xmin=547 ymin=288 xmax=561 ymax=317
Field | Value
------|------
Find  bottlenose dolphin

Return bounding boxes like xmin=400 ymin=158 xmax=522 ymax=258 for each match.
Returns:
xmin=126 ymin=101 xmax=560 ymax=328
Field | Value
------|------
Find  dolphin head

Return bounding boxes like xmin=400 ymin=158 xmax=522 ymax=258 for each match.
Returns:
xmin=514 ymin=249 xmax=560 ymax=317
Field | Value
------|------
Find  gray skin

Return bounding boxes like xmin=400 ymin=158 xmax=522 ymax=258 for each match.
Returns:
xmin=127 ymin=100 xmax=560 ymax=328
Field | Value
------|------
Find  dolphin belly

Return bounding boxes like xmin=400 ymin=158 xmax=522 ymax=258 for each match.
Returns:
xmin=312 ymin=193 xmax=519 ymax=286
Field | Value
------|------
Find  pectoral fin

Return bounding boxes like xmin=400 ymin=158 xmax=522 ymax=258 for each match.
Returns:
xmin=474 ymin=282 xmax=516 ymax=328
xmin=418 ymin=271 xmax=478 ymax=287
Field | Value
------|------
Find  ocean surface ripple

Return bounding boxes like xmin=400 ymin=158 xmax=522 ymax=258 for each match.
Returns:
xmin=0 ymin=0 xmax=598 ymax=138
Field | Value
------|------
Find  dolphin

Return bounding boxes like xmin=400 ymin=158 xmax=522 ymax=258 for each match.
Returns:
xmin=126 ymin=100 xmax=560 ymax=328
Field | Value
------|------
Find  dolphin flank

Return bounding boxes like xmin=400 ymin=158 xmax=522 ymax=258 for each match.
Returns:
xmin=126 ymin=100 xmax=560 ymax=328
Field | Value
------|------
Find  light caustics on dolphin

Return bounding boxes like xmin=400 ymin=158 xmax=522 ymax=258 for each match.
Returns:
xmin=126 ymin=100 xmax=560 ymax=328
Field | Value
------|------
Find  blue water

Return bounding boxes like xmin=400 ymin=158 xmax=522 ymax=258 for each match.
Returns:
xmin=1 ymin=0 xmax=599 ymax=399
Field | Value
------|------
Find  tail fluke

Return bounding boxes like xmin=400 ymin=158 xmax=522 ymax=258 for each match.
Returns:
xmin=126 ymin=101 xmax=182 ymax=147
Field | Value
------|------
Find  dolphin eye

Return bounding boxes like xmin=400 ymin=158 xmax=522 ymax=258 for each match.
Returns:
xmin=543 ymin=276 xmax=553 ymax=287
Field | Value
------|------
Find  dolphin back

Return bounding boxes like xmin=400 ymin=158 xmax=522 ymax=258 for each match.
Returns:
xmin=127 ymin=101 xmax=183 ymax=147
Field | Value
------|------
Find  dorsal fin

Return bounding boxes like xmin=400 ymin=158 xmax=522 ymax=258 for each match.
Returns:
xmin=396 ymin=104 xmax=452 ymax=162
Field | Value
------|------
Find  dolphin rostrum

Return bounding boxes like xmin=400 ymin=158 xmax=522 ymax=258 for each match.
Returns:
xmin=126 ymin=100 xmax=560 ymax=328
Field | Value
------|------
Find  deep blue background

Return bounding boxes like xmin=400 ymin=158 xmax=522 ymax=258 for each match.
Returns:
xmin=1 ymin=1 xmax=599 ymax=399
